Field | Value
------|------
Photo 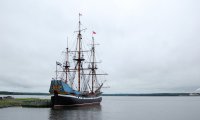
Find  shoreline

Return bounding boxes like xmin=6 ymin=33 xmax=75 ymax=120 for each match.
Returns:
xmin=0 ymin=98 xmax=51 ymax=108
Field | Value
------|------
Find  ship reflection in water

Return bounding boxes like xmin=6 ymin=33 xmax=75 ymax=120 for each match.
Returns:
xmin=1 ymin=97 xmax=200 ymax=120
xmin=49 ymin=105 xmax=102 ymax=120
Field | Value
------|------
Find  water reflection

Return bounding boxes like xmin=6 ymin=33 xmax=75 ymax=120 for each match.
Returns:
xmin=49 ymin=105 xmax=102 ymax=120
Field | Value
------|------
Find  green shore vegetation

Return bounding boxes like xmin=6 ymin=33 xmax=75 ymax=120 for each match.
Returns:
xmin=0 ymin=98 xmax=51 ymax=108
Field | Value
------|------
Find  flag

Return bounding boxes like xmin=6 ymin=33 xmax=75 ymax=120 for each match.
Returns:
xmin=93 ymin=31 xmax=96 ymax=34
xmin=79 ymin=13 xmax=82 ymax=16
xmin=56 ymin=61 xmax=62 ymax=66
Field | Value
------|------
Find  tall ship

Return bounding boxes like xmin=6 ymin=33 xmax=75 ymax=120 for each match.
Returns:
xmin=49 ymin=14 xmax=107 ymax=108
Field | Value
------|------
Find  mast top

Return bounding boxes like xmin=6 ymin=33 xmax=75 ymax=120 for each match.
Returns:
xmin=78 ymin=13 xmax=82 ymax=33
xmin=74 ymin=13 xmax=86 ymax=33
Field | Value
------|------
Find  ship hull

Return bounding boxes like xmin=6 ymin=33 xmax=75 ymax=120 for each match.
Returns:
xmin=51 ymin=94 xmax=102 ymax=108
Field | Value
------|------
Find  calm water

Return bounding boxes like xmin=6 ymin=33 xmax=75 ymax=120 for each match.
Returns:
xmin=1 ymin=96 xmax=200 ymax=120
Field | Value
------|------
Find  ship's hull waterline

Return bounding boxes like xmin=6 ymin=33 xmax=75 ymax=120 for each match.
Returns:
xmin=51 ymin=95 xmax=102 ymax=108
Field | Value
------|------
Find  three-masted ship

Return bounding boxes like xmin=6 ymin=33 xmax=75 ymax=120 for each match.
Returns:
xmin=49 ymin=14 xmax=107 ymax=108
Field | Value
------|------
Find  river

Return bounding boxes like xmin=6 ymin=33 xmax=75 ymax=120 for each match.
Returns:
xmin=0 ymin=96 xmax=200 ymax=120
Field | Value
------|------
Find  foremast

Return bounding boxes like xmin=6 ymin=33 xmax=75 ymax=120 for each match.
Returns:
xmin=91 ymin=36 xmax=96 ymax=93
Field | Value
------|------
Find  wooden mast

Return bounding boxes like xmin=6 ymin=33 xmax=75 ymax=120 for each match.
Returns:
xmin=65 ymin=47 xmax=69 ymax=83
xmin=91 ymin=36 xmax=95 ymax=93
xmin=78 ymin=13 xmax=81 ymax=91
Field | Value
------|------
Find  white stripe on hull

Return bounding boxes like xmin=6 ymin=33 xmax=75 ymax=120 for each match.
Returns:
xmin=54 ymin=102 xmax=100 ymax=107
xmin=51 ymin=94 xmax=101 ymax=99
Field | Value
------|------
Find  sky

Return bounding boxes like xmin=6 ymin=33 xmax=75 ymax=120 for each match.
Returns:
xmin=0 ymin=0 xmax=200 ymax=93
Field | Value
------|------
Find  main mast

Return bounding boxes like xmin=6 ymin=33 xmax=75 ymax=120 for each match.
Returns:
xmin=77 ymin=13 xmax=82 ymax=91
xmin=72 ymin=14 xmax=85 ymax=92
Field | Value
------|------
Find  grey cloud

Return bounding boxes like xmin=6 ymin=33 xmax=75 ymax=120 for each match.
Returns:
xmin=0 ymin=0 xmax=200 ymax=93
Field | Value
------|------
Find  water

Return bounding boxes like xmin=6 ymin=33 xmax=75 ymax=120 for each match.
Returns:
xmin=1 ymin=96 xmax=200 ymax=120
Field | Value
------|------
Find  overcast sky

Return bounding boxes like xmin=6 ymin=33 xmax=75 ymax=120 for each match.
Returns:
xmin=0 ymin=0 xmax=200 ymax=93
